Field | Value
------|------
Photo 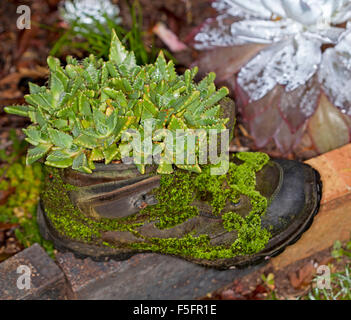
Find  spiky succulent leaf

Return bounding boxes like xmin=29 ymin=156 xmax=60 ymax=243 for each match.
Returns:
xmin=157 ymin=161 xmax=174 ymax=174
xmin=72 ymin=153 xmax=92 ymax=174
xmin=4 ymin=105 xmax=33 ymax=117
xmin=103 ymin=144 xmax=119 ymax=164
xmin=176 ymin=164 xmax=202 ymax=174
xmin=109 ymin=29 xmax=136 ymax=69
xmin=26 ymin=144 xmax=52 ymax=165
xmin=23 ymin=127 xmax=47 ymax=146
xmin=47 ymin=128 xmax=73 ymax=149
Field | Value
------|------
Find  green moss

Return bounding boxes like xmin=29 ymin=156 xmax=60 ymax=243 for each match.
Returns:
xmin=138 ymin=169 xmax=200 ymax=229
xmin=43 ymin=152 xmax=272 ymax=260
xmin=141 ymin=152 xmax=269 ymax=227
xmin=193 ymin=167 xmax=230 ymax=215
xmin=219 ymin=153 xmax=271 ymax=254
xmin=130 ymin=234 xmax=234 ymax=260
xmin=223 ymin=214 xmax=270 ymax=254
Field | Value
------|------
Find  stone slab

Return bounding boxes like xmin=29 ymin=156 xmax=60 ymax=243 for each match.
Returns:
xmin=56 ymin=252 xmax=261 ymax=300
xmin=0 ymin=243 xmax=67 ymax=300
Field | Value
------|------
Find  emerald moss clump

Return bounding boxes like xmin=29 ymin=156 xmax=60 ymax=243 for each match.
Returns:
xmin=42 ymin=152 xmax=271 ymax=259
xmin=140 ymin=169 xmax=199 ymax=229
xmin=5 ymin=30 xmax=229 ymax=175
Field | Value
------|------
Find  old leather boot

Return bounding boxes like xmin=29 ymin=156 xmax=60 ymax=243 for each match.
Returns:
xmin=37 ymin=151 xmax=321 ymax=269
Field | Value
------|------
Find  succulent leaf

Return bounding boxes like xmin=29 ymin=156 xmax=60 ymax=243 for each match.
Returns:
xmin=28 ymin=82 xmax=45 ymax=94
xmin=157 ymin=161 xmax=174 ymax=174
xmin=26 ymin=144 xmax=52 ymax=165
xmin=23 ymin=127 xmax=47 ymax=146
xmin=72 ymin=153 xmax=92 ymax=173
xmin=103 ymin=144 xmax=119 ymax=164
xmin=109 ymin=29 xmax=136 ymax=68
xmin=74 ymin=134 xmax=98 ymax=149
xmin=48 ymin=128 xmax=73 ymax=149
xmin=4 ymin=105 xmax=32 ymax=117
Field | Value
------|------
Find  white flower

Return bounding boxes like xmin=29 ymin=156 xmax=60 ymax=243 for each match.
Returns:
xmin=60 ymin=0 xmax=122 ymax=30
xmin=195 ymin=0 xmax=351 ymax=115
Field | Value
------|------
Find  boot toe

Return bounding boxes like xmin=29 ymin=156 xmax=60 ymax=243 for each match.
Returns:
xmin=260 ymin=159 xmax=322 ymax=253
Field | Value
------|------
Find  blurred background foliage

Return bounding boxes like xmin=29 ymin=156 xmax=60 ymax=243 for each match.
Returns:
xmin=0 ymin=132 xmax=54 ymax=261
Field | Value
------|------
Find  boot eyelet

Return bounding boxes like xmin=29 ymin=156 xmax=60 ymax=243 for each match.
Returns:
xmin=231 ymin=199 xmax=241 ymax=207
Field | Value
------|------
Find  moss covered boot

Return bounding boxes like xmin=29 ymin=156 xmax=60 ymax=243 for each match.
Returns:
xmin=37 ymin=150 xmax=321 ymax=269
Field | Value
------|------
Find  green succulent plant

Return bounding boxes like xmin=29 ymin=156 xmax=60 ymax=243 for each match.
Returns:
xmin=5 ymin=30 xmax=229 ymax=175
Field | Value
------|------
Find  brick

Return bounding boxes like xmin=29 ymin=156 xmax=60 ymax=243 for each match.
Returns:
xmin=57 ymin=252 xmax=260 ymax=300
xmin=306 ymin=154 xmax=348 ymax=204
xmin=0 ymin=243 xmax=67 ymax=300
xmin=323 ymin=144 xmax=351 ymax=188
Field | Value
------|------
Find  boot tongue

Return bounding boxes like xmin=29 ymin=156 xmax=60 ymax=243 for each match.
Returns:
xmin=255 ymin=160 xmax=282 ymax=201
